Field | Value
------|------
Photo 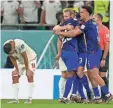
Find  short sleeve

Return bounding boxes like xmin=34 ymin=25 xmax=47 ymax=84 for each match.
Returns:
xmin=56 ymin=1 xmax=62 ymax=11
xmin=18 ymin=40 xmax=27 ymax=53
xmin=80 ymin=24 xmax=87 ymax=32
xmin=41 ymin=1 xmax=45 ymax=10
xmin=15 ymin=2 xmax=19 ymax=9
xmin=1 ymin=2 xmax=5 ymax=11
xmin=104 ymin=28 xmax=110 ymax=43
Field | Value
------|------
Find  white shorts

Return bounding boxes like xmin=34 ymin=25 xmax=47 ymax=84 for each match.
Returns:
xmin=13 ymin=57 xmax=37 ymax=76
xmin=59 ymin=57 xmax=67 ymax=72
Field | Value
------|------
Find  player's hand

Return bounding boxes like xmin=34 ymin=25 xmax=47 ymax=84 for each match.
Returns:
xmin=66 ymin=24 xmax=74 ymax=30
xmin=55 ymin=53 xmax=61 ymax=60
xmin=54 ymin=31 xmax=60 ymax=35
xmin=100 ymin=60 xmax=106 ymax=68
xmin=53 ymin=25 xmax=61 ymax=31
xmin=12 ymin=70 xmax=19 ymax=76
xmin=26 ymin=68 xmax=34 ymax=77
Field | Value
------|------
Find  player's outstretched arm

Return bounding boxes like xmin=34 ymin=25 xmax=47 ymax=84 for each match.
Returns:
xmin=53 ymin=25 xmax=74 ymax=32
xmin=55 ymin=27 xmax=82 ymax=37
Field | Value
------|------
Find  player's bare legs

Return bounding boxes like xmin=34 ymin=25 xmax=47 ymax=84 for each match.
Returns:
xmin=25 ymin=69 xmax=34 ymax=104
xmin=7 ymin=70 xmax=20 ymax=104
xmin=59 ymin=71 xmax=67 ymax=101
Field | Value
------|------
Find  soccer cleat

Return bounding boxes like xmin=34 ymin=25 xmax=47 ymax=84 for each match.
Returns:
xmin=105 ymin=94 xmax=113 ymax=103
xmin=93 ymin=98 xmax=102 ymax=104
xmin=70 ymin=95 xmax=81 ymax=103
xmin=80 ymin=99 xmax=89 ymax=104
xmin=24 ymin=99 xmax=32 ymax=104
xmin=7 ymin=99 xmax=19 ymax=104
xmin=60 ymin=98 xmax=69 ymax=104
xmin=87 ymin=92 xmax=92 ymax=101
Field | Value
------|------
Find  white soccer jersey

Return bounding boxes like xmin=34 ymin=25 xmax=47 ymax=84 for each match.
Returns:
xmin=10 ymin=39 xmax=37 ymax=64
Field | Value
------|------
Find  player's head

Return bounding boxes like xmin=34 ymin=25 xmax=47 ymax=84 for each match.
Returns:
xmin=56 ymin=11 xmax=64 ymax=24
xmin=80 ymin=6 xmax=93 ymax=21
xmin=70 ymin=10 xmax=76 ymax=19
xmin=93 ymin=13 xmax=103 ymax=24
xmin=63 ymin=9 xmax=73 ymax=21
xmin=3 ymin=40 xmax=15 ymax=55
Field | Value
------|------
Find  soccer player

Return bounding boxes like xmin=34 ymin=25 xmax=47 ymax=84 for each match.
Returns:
xmin=54 ymin=6 xmax=113 ymax=103
xmin=3 ymin=39 xmax=37 ymax=104
xmin=93 ymin=13 xmax=110 ymax=101
xmin=53 ymin=9 xmax=79 ymax=103
xmin=55 ymin=10 xmax=91 ymax=103
xmin=55 ymin=11 xmax=68 ymax=101
xmin=70 ymin=19 xmax=92 ymax=103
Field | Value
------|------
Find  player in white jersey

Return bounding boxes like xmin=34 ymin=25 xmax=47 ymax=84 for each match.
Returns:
xmin=3 ymin=39 xmax=37 ymax=104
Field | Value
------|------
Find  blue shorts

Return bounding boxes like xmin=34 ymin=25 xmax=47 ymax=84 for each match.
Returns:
xmin=87 ymin=48 xmax=102 ymax=70
xmin=78 ymin=53 xmax=87 ymax=67
xmin=61 ymin=50 xmax=78 ymax=72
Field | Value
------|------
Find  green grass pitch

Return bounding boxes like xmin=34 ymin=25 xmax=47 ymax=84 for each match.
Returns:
xmin=1 ymin=100 xmax=113 ymax=108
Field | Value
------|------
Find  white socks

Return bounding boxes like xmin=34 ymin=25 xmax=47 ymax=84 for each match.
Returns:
xmin=28 ymin=82 xmax=34 ymax=100
xmin=13 ymin=83 xmax=19 ymax=100
xmin=59 ymin=77 xmax=66 ymax=98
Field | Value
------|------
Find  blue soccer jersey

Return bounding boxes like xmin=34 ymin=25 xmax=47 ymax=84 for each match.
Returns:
xmin=79 ymin=19 xmax=102 ymax=69
xmin=76 ymin=20 xmax=87 ymax=67
xmin=60 ymin=18 xmax=79 ymax=72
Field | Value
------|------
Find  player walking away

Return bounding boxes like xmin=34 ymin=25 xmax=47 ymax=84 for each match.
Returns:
xmin=54 ymin=6 xmax=113 ymax=104
xmin=93 ymin=13 xmax=110 ymax=102
xmin=3 ymin=39 xmax=37 ymax=104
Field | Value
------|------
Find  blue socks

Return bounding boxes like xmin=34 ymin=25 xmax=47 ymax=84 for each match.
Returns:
xmin=101 ymin=85 xmax=109 ymax=95
xmin=63 ymin=76 xmax=73 ymax=98
xmin=80 ymin=75 xmax=91 ymax=93
xmin=93 ymin=87 xmax=100 ymax=97
xmin=78 ymin=80 xmax=86 ymax=99
xmin=72 ymin=75 xmax=79 ymax=95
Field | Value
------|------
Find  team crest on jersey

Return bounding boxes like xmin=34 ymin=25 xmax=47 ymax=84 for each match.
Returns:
xmin=81 ymin=25 xmax=85 ymax=29
xmin=21 ymin=44 xmax=24 ymax=49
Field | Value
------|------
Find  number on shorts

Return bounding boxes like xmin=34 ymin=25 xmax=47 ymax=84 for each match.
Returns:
xmin=31 ymin=63 xmax=35 ymax=69
xmin=79 ymin=58 xmax=82 ymax=64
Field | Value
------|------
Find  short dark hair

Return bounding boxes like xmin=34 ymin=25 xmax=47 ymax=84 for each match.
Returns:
xmin=3 ymin=43 xmax=12 ymax=54
xmin=56 ymin=11 xmax=63 ymax=21
xmin=82 ymin=5 xmax=93 ymax=15
xmin=96 ymin=13 xmax=103 ymax=20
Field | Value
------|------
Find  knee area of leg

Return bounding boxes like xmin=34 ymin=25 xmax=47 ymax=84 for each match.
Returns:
xmin=12 ymin=76 xmax=19 ymax=80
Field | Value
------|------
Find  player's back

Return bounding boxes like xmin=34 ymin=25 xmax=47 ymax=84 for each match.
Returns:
xmin=11 ymin=39 xmax=37 ymax=64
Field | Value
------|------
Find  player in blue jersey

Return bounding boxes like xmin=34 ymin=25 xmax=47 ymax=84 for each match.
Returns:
xmin=53 ymin=9 xmax=79 ymax=103
xmin=54 ymin=6 xmax=113 ymax=103
xmin=70 ymin=19 xmax=92 ymax=103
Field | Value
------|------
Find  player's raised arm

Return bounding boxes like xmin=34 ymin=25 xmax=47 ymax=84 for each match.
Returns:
xmin=54 ymin=27 xmax=82 ymax=37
